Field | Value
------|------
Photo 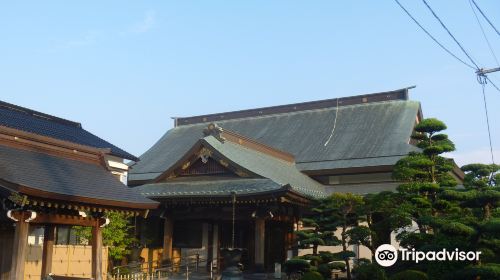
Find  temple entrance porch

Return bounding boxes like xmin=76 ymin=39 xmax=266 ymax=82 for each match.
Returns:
xmin=150 ymin=197 xmax=303 ymax=274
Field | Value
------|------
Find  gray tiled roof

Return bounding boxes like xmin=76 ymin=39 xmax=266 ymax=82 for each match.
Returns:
xmin=325 ymin=182 xmax=401 ymax=195
xmin=201 ymin=136 xmax=325 ymax=198
xmin=134 ymin=134 xmax=326 ymax=199
xmin=0 ymin=144 xmax=157 ymax=207
xmin=129 ymin=100 xmax=420 ymax=183
xmin=135 ymin=178 xmax=283 ymax=197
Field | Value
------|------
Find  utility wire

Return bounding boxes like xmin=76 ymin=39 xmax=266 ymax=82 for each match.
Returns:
xmin=468 ymin=0 xmax=500 ymax=66
xmin=395 ymin=0 xmax=498 ymax=163
xmin=421 ymin=0 xmax=480 ymax=69
xmin=393 ymin=0 xmax=476 ymax=70
xmin=471 ymin=0 xmax=500 ymax=37
xmin=478 ymin=75 xmax=496 ymax=164
xmin=485 ymin=76 xmax=500 ymax=93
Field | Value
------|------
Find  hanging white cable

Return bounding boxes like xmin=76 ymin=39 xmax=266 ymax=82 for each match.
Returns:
xmin=324 ymin=98 xmax=339 ymax=146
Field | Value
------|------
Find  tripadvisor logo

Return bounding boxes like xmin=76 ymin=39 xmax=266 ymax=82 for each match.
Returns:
xmin=375 ymin=244 xmax=398 ymax=267
xmin=374 ymin=244 xmax=481 ymax=267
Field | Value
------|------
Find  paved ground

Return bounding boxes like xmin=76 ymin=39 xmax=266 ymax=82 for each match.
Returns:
xmin=166 ymin=271 xmax=282 ymax=280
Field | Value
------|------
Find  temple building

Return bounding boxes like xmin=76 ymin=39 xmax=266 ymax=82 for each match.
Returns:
xmin=129 ymin=88 xmax=464 ymax=272
xmin=0 ymin=100 xmax=158 ymax=280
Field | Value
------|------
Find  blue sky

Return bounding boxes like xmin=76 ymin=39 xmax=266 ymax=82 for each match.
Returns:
xmin=1 ymin=0 xmax=499 ymax=165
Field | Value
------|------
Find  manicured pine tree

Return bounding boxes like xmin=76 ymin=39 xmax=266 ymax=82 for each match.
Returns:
xmin=392 ymin=118 xmax=457 ymax=235
xmin=440 ymin=163 xmax=500 ymax=266
xmin=295 ymin=193 xmax=365 ymax=280
xmin=392 ymin=118 xmax=500 ymax=278
xmin=320 ymin=193 xmax=364 ymax=280
xmin=352 ymin=191 xmax=413 ymax=262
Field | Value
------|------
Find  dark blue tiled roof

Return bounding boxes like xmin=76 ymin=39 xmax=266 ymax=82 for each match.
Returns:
xmin=0 ymin=100 xmax=137 ymax=161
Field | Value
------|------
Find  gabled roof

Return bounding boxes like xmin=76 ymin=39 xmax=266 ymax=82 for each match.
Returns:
xmin=138 ymin=131 xmax=326 ymax=199
xmin=0 ymin=100 xmax=137 ymax=161
xmin=129 ymin=89 xmax=421 ymax=184
xmin=0 ymin=143 xmax=157 ymax=210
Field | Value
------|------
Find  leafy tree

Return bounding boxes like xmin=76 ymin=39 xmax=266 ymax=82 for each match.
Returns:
xmin=74 ymin=212 xmax=137 ymax=264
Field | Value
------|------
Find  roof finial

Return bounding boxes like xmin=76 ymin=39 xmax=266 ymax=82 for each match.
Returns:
xmin=203 ymin=123 xmax=226 ymax=143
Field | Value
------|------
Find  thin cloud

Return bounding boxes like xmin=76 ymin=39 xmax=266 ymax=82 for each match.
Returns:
xmin=130 ymin=10 xmax=156 ymax=33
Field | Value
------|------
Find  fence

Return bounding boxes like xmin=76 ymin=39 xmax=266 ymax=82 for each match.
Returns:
xmin=111 ymin=254 xmax=211 ymax=280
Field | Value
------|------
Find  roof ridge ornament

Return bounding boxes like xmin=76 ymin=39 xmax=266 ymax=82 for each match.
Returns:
xmin=203 ymin=123 xmax=226 ymax=143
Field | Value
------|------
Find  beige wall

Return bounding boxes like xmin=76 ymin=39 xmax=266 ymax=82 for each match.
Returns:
xmin=139 ymin=247 xmax=163 ymax=272
xmin=24 ymin=245 xmax=108 ymax=279
xmin=298 ymin=223 xmax=373 ymax=261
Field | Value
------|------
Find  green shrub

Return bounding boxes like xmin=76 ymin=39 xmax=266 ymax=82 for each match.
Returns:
xmin=390 ymin=270 xmax=428 ymax=280
xmin=283 ymin=259 xmax=311 ymax=275
xmin=450 ymin=264 xmax=500 ymax=280
xmin=299 ymin=254 xmax=322 ymax=265
xmin=356 ymin=258 xmax=371 ymax=265
xmin=301 ymin=271 xmax=324 ymax=280
xmin=317 ymin=264 xmax=335 ymax=279
xmin=351 ymin=263 xmax=387 ymax=280
xmin=329 ymin=262 xmax=346 ymax=272
xmin=318 ymin=251 xmax=337 ymax=263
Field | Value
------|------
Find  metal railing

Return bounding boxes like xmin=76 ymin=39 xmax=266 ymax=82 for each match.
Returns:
xmin=111 ymin=254 xmax=214 ymax=280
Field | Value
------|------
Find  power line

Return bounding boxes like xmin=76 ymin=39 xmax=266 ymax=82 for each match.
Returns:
xmin=471 ymin=0 xmax=500 ymax=37
xmin=478 ymin=75 xmax=496 ymax=164
xmin=468 ymin=0 xmax=500 ymax=67
xmin=394 ymin=0 xmax=498 ymax=164
xmin=393 ymin=0 xmax=476 ymax=70
xmin=485 ymin=76 xmax=500 ymax=93
xmin=421 ymin=0 xmax=480 ymax=69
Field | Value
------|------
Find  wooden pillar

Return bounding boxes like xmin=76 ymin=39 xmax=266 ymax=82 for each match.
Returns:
xmin=41 ymin=225 xmax=56 ymax=277
xmin=10 ymin=217 xmax=29 ymax=280
xmin=213 ymin=223 xmax=220 ymax=270
xmin=92 ymin=223 xmax=103 ymax=280
xmin=162 ymin=218 xmax=174 ymax=262
xmin=254 ymin=218 xmax=265 ymax=272
xmin=207 ymin=222 xmax=214 ymax=270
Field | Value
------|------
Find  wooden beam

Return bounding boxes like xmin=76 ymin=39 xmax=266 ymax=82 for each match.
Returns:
xmin=41 ymin=225 xmax=56 ymax=277
xmin=91 ymin=222 xmax=103 ymax=280
xmin=10 ymin=215 xmax=29 ymax=280
xmin=162 ymin=218 xmax=174 ymax=261
xmin=29 ymin=213 xmax=99 ymax=227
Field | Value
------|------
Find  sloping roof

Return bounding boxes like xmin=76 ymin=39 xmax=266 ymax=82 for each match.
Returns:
xmin=325 ymin=182 xmax=401 ymax=195
xmin=135 ymin=178 xmax=283 ymax=198
xmin=0 ymin=143 xmax=157 ymax=209
xmin=129 ymin=90 xmax=420 ymax=183
xmin=0 ymin=100 xmax=137 ymax=161
xmin=200 ymin=136 xmax=325 ymax=198
xmin=138 ymin=133 xmax=325 ymax=199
